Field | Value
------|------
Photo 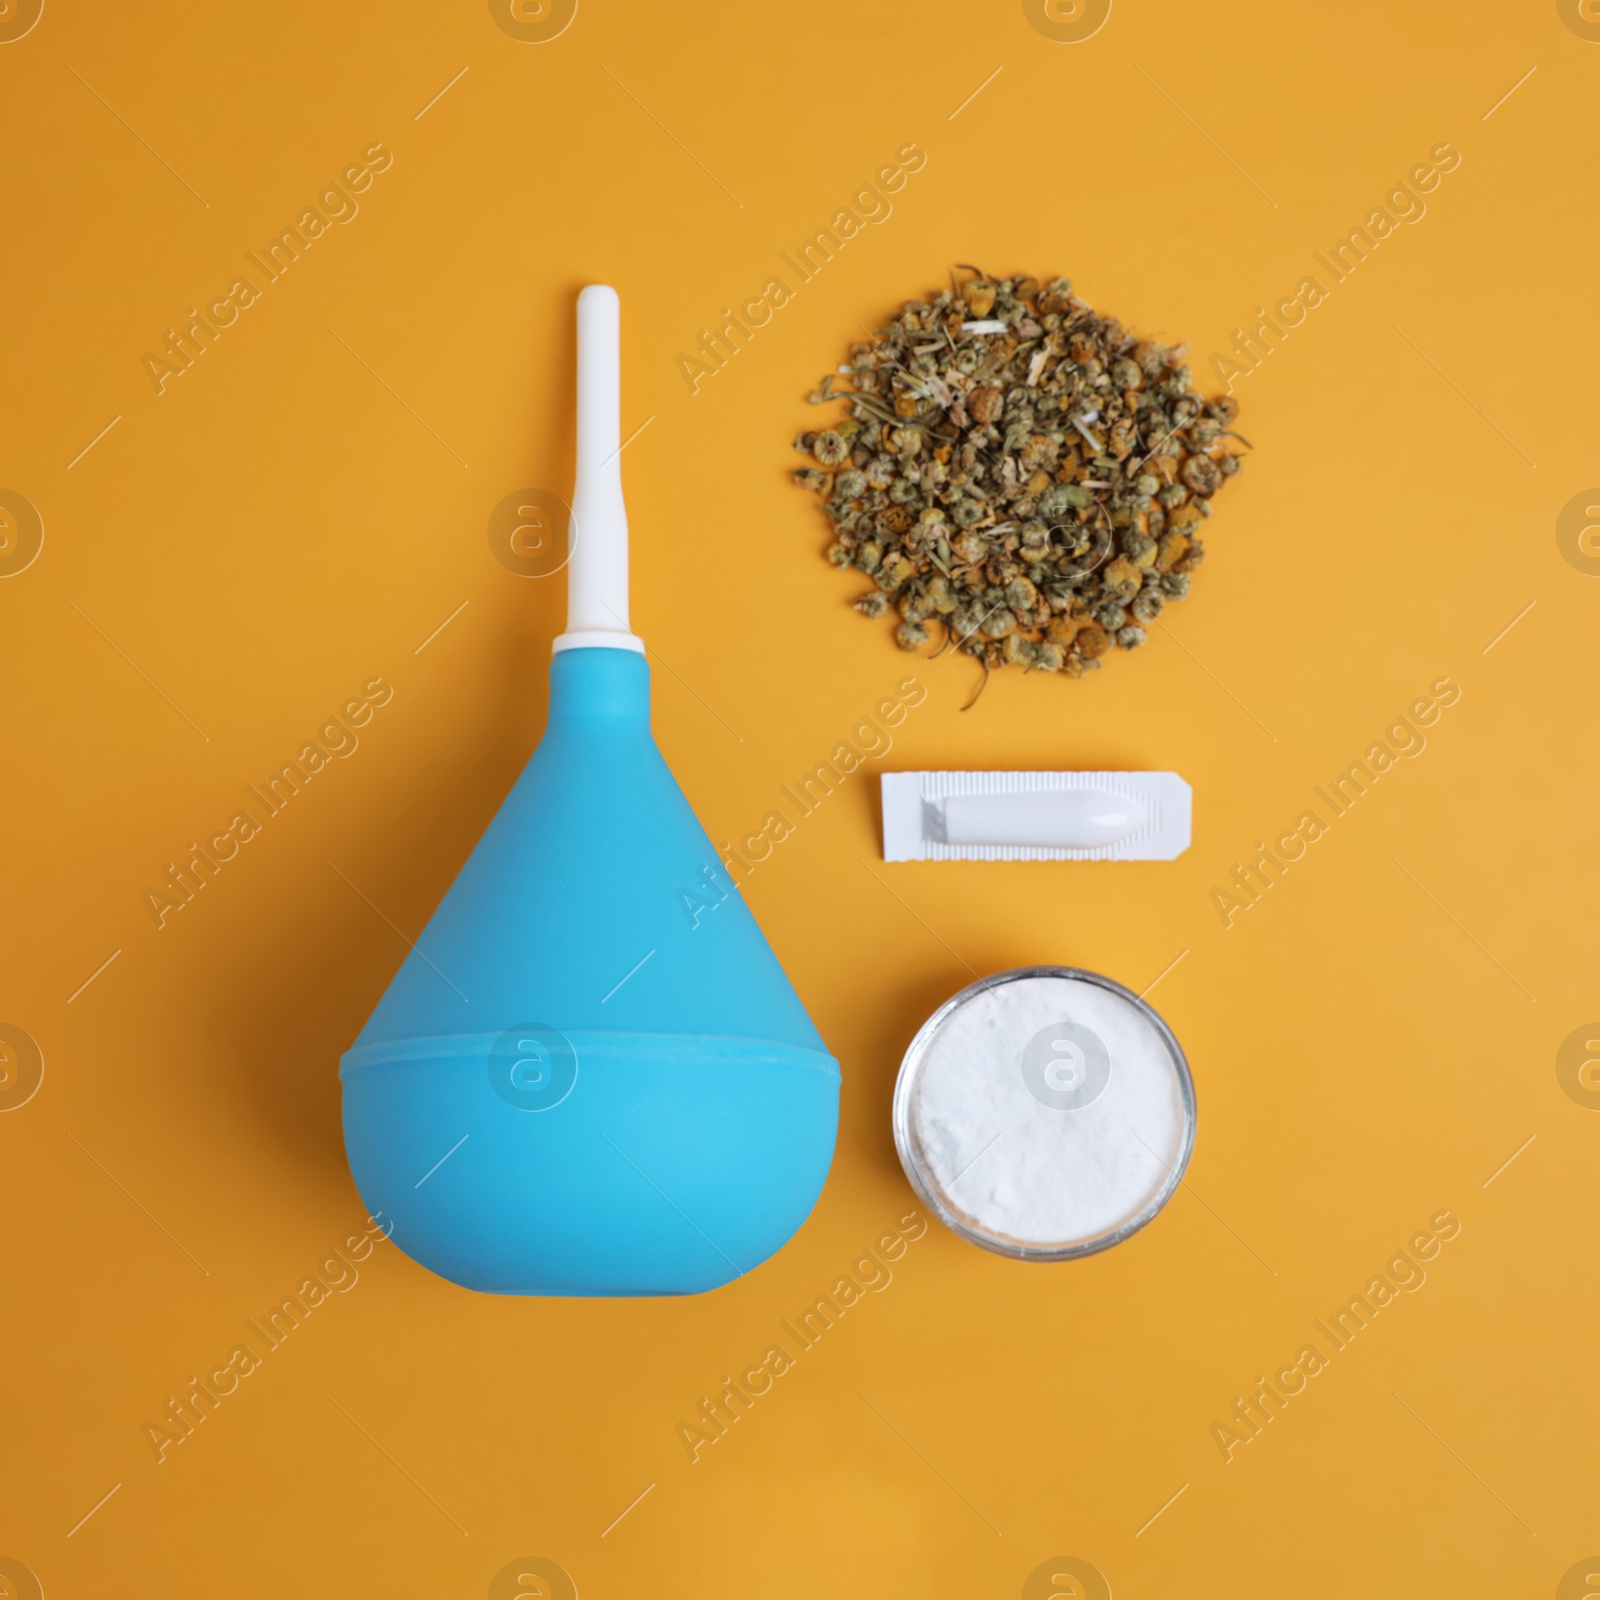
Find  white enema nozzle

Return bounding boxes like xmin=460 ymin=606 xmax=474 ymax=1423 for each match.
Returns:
xmin=553 ymin=284 xmax=645 ymax=654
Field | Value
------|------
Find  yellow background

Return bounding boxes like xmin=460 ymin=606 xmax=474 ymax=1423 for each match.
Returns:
xmin=4 ymin=0 xmax=1598 ymax=1594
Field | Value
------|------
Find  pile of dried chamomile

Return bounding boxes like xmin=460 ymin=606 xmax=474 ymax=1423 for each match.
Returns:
xmin=791 ymin=271 xmax=1246 ymax=699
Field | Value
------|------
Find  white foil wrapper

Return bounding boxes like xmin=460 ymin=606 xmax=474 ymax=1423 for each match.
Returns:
xmin=881 ymin=771 xmax=1191 ymax=862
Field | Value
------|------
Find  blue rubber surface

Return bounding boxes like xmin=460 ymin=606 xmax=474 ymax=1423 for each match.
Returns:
xmin=340 ymin=649 xmax=840 ymax=1295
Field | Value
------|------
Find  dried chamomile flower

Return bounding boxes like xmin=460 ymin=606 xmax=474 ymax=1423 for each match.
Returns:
xmin=1181 ymin=454 xmax=1222 ymax=496
xmin=1076 ymin=623 xmax=1111 ymax=658
xmin=1005 ymin=576 xmax=1039 ymax=612
xmin=877 ymin=552 xmax=914 ymax=590
xmin=964 ymin=281 xmax=997 ymax=317
xmin=1155 ymin=531 xmax=1189 ymax=569
xmin=1122 ymin=531 xmax=1158 ymax=568
xmin=813 ymin=431 xmax=850 ymax=466
xmin=951 ymin=602 xmax=986 ymax=641
xmin=1101 ymin=557 xmax=1141 ymax=601
xmin=791 ymin=268 xmax=1245 ymax=696
xmin=1020 ymin=522 xmax=1052 ymax=559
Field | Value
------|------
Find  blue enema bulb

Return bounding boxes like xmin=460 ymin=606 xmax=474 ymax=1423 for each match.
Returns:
xmin=338 ymin=287 xmax=840 ymax=1296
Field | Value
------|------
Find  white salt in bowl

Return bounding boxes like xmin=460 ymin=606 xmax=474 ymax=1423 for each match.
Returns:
xmin=892 ymin=966 xmax=1196 ymax=1260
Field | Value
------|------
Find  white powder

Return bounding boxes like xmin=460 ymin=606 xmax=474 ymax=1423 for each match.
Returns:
xmin=903 ymin=973 xmax=1191 ymax=1251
